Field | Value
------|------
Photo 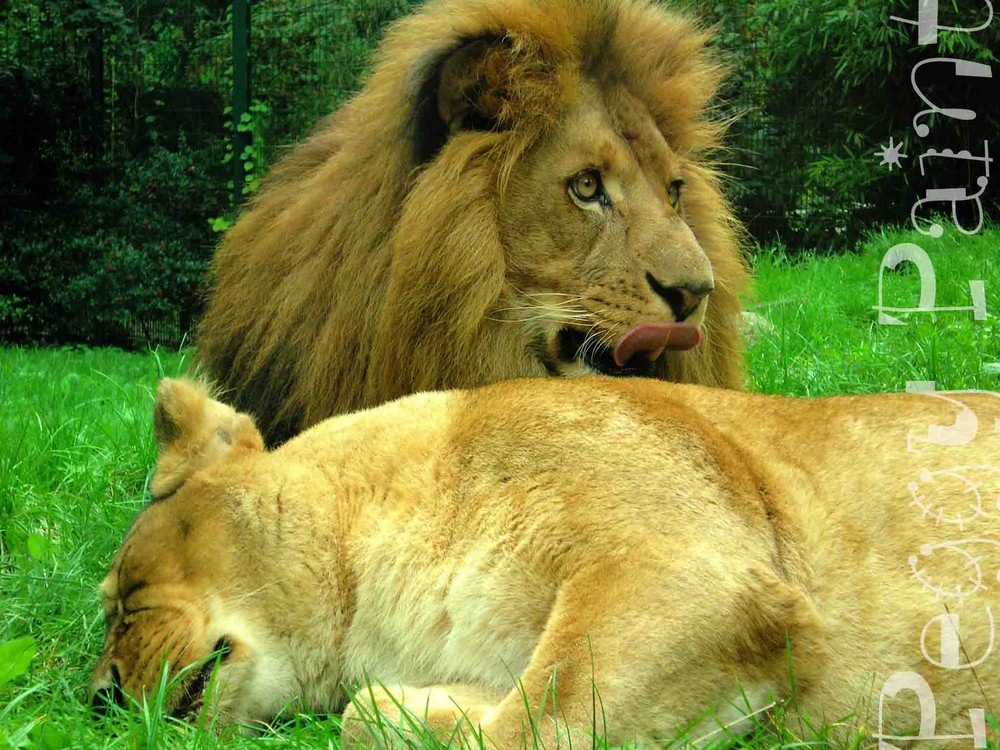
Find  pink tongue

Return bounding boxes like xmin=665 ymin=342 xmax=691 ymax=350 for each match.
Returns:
xmin=613 ymin=323 xmax=702 ymax=367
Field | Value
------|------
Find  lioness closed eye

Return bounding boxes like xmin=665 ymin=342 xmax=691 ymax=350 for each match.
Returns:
xmin=195 ymin=0 xmax=749 ymax=445
xmin=91 ymin=378 xmax=998 ymax=747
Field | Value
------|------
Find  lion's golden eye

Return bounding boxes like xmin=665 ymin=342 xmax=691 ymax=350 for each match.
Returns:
xmin=668 ymin=178 xmax=685 ymax=209
xmin=570 ymin=170 xmax=606 ymax=204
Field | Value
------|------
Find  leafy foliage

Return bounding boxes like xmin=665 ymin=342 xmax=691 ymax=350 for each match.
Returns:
xmin=2 ymin=0 xmax=997 ymax=345
xmin=1 ymin=0 xmax=410 ymax=346
xmin=689 ymin=0 xmax=998 ymax=248
xmin=248 ymin=0 xmax=411 ymax=147
xmin=1 ymin=136 xmax=223 ymax=346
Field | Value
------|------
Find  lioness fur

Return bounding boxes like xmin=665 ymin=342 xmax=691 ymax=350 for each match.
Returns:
xmin=195 ymin=0 xmax=749 ymax=445
xmin=91 ymin=378 xmax=998 ymax=746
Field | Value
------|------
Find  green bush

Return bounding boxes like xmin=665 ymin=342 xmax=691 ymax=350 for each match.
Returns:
xmin=5 ymin=0 xmax=996 ymax=349
xmin=241 ymin=0 xmax=413 ymax=167
xmin=1 ymin=135 xmax=223 ymax=346
xmin=1 ymin=0 xmax=420 ymax=346
xmin=695 ymin=0 xmax=998 ymax=249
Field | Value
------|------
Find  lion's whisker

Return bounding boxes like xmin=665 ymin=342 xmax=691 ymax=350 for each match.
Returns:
xmin=578 ymin=319 xmax=610 ymax=363
xmin=491 ymin=306 xmax=592 ymax=319
xmin=487 ymin=311 xmax=594 ymax=325
xmin=510 ymin=286 xmax=592 ymax=303
xmin=494 ymin=302 xmax=593 ymax=317
xmin=575 ymin=313 xmax=624 ymax=365
xmin=518 ymin=294 xmax=589 ymax=304
xmin=488 ymin=301 xmax=595 ymax=328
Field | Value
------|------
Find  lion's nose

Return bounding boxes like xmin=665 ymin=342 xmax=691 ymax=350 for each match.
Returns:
xmin=91 ymin=663 xmax=126 ymax=714
xmin=645 ymin=273 xmax=713 ymax=322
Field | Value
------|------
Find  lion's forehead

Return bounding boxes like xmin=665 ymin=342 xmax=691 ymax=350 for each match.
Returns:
xmin=606 ymin=85 xmax=676 ymax=153
xmin=560 ymin=85 xmax=677 ymax=175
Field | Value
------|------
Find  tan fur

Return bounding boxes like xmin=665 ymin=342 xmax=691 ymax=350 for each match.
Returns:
xmin=92 ymin=378 xmax=999 ymax=747
xmin=195 ymin=0 xmax=748 ymax=445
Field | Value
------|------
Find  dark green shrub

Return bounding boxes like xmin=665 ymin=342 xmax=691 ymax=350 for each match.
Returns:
xmin=239 ymin=0 xmax=414 ymax=169
xmin=696 ymin=0 xmax=998 ymax=250
xmin=1 ymin=135 xmax=224 ymax=346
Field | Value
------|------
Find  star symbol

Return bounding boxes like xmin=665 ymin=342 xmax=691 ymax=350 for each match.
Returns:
xmin=875 ymin=136 xmax=907 ymax=171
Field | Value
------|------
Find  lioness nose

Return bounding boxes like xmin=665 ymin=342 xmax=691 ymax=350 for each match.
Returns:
xmin=91 ymin=663 xmax=126 ymax=714
xmin=646 ymin=273 xmax=713 ymax=322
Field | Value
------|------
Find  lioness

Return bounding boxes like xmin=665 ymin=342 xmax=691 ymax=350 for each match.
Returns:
xmin=91 ymin=378 xmax=998 ymax=747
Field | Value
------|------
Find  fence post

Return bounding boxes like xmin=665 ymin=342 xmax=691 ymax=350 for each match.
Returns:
xmin=232 ymin=0 xmax=251 ymax=206
xmin=89 ymin=24 xmax=104 ymax=183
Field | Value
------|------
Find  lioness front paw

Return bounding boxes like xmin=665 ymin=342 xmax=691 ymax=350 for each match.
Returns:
xmin=341 ymin=684 xmax=498 ymax=750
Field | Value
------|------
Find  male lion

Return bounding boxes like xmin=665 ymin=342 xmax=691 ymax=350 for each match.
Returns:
xmin=196 ymin=0 xmax=749 ymax=445
xmin=91 ymin=378 xmax=998 ymax=747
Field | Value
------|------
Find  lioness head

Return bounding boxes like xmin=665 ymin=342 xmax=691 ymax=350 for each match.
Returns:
xmin=89 ymin=380 xmax=293 ymax=725
xmin=197 ymin=0 xmax=748 ymax=444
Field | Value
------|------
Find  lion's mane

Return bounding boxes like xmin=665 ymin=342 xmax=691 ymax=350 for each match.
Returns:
xmin=196 ymin=0 xmax=748 ymax=444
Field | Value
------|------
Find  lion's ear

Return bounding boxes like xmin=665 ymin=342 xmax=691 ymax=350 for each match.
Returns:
xmin=435 ymin=38 xmax=510 ymax=134
xmin=410 ymin=34 xmax=555 ymax=163
xmin=150 ymin=378 xmax=264 ymax=500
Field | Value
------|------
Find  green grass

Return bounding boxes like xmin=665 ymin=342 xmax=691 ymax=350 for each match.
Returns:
xmin=1 ymin=224 xmax=997 ymax=748
xmin=747 ymin=224 xmax=998 ymax=394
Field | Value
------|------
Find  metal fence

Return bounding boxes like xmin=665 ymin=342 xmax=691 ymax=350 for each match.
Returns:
xmin=2 ymin=0 xmax=988 ymax=349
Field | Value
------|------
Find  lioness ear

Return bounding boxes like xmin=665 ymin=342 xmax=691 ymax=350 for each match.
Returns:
xmin=410 ymin=34 xmax=557 ymax=163
xmin=150 ymin=378 xmax=264 ymax=500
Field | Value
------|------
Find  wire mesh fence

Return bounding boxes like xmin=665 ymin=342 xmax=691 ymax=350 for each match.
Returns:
xmin=1 ymin=0 xmax=994 ymax=348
